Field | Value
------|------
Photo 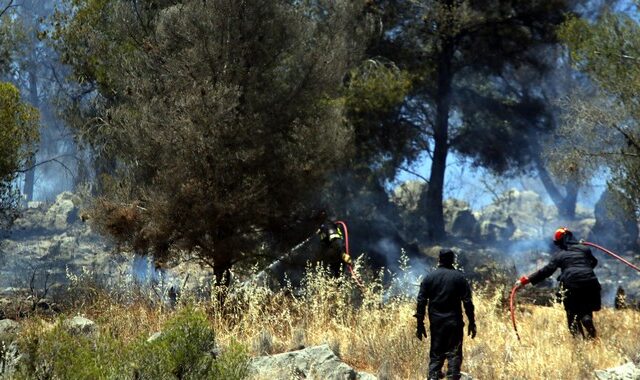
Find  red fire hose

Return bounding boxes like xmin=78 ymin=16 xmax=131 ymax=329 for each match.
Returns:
xmin=335 ymin=220 xmax=366 ymax=290
xmin=509 ymin=285 xmax=521 ymax=341
xmin=510 ymin=241 xmax=640 ymax=340
xmin=580 ymin=240 xmax=640 ymax=273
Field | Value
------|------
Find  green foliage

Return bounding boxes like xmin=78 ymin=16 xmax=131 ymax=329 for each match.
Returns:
xmin=345 ymin=60 xmax=411 ymax=115
xmin=558 ymin=12 xmax=640 ymax=211
xmin=132 ymin=307 xmax=217 ymax=379
xmin=16 ymin=308 xmax=249 ymax=379
xmin=0 ymin=81 xmax=38 ymax=227
xmin=15 ymin=323 xmax=128 ymax=379
xmin=344 ymin=59 xmax=417 ymax=172
xmin=55 ymin=0 xmax=368 ymax=277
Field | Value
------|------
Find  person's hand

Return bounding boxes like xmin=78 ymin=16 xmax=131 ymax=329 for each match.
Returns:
xmin=341 ymin=253 xmax=353 ymax=266
xmin=416 ymin=320 xmax=427 ymax=341
xmin=467 ymin=322 xmax=477 ymax=339
xmin=514 ymin=275 xmax=530 ymax=289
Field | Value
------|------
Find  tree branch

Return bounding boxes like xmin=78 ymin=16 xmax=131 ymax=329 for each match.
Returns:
xmin=399 ymin=166 xmax=429 ymax=183
xmin=17 ymin=155 xmax=77 ymax=179
xmin=611 ymin=123 xmax=640 ymax=152
xmin=0 ymin=0 xmax=16 ymax=18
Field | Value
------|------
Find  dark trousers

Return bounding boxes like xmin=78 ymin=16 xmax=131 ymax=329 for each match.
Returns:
xmin=562 ymin=282 xmax=600 ymax=339
xmin=428 ymin=319 xmax=463 ymax=380
xmin=566 ymin=310 xmax=597 ymax=339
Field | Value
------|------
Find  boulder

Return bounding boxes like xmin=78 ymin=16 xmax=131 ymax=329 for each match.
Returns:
xmin=63 ymin=316 xmax=98 ymax=338
xmin=250 ymin=344 xmax=359 ymax=380
xmin=44 ymin=192 xmax=79 ymax=231
xmin=476 ymin=189 xmax=555 ymax=241
xmin=594 ymin=362 xmax=640 ymax=380
xmin=391 ymin=180 xmax=425 ymax=212
xmin=444 ymin=199 xmax=478 ymax=239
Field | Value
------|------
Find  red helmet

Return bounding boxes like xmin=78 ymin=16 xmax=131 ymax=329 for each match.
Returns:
xmin=553 ymin=227 xmax=571 ymax=242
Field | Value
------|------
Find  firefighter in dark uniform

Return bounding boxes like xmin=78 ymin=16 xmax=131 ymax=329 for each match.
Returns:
xmin=415 ymin=249 xmax=476 ymax=380
xmin=515 ymin=227 xmax=601 ymax=339
xmin=317 ymin=219 xmax=353 ymax=274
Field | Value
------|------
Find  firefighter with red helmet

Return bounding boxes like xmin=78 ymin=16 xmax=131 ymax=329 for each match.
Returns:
xmin=515 ymin=227 xmax=602 ymax=338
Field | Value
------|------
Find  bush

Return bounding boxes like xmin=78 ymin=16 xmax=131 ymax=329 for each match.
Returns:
xmin=15 ymin=307 xmax=250 ymax=379
xmin=15 ymin=322 xmax=127 ymax=379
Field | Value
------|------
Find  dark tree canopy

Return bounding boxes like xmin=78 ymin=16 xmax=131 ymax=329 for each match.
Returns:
xmin=360 ymin=0 xmax=578 ymax=239
xmin=56 ymin=0 xmax=369 ymax=280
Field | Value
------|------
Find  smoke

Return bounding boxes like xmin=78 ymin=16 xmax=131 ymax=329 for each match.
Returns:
xmin=503 ymin=239 xmax=554 ymax=276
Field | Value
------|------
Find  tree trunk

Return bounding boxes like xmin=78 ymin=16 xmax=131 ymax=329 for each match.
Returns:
xmin=23 ymin=67 xmax=39 ymax=202
xmin=424 ymin=38 xmax=454 ymax=242
xmin=533 ymin=152 xmax=578 ymax=220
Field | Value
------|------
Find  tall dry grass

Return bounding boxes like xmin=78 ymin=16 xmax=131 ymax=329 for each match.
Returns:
xmin=16 ymin=260 xmax=640 ymax=379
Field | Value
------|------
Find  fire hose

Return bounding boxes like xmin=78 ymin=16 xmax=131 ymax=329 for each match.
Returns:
xmin=509 ymin=285 xmax=522 ymax=341
xmin=510 ymin=241 xmax=640 ymax=340
xmin=335 ymin=220 xmax=366 ymax=291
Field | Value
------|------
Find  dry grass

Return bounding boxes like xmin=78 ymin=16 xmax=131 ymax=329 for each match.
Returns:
xmin=16 ymin=262 xmax=640 ymax=379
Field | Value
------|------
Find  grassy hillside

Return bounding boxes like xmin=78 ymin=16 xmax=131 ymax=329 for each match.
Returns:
xmin=6 ymin=264 xmax=640 ymax=379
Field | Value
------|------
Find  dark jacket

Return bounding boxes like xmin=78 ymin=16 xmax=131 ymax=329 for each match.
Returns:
xmin=528 ymin=244 xmax=599 ymax=288
xmin=416 ymin=266 xmax=475 ymax=325
xmin=318 ymin=221 xmax=343 ymax=244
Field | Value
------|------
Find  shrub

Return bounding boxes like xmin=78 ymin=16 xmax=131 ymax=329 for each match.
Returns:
xmin=15 ymin=307 xmax=249 ymax=379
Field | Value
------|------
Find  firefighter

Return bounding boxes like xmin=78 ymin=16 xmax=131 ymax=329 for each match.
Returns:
xmin=515 ymin=227 xmax=601 ymax=339
xmin=316 ymin=217 xmax=353 ymax=274
xmin=415 ymin=249 xmax=476 ymax=380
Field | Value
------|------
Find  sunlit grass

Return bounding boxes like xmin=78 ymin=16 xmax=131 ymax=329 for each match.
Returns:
xmin=12 ymin=259 xmax=640 ymax=379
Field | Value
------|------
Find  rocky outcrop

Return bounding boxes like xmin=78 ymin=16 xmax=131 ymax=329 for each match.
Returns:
xmin=443 ymin=199 xmax=478 ymax=239
xmin=477 ymin=190 xmax=555 ymax=241
xmin=250 ymin=344 xmax=376 ymax=380
xmin=594 ymin=362 xmax=640 ymax=380
xmin=12 ymin=192 xmax=80 ymax=234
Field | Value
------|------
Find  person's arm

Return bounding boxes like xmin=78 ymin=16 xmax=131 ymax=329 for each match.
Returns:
xmin=415 ymin=278 xmax=429 ymax=321
xmin=526 ymin=256 xmax=560 ymax=285
xmin=585 ymin=247 xmax=598 ymax=268
xmin=462 ymin=278 xmax=476 ymax=338
xmin=414 ymin=277 xmax=429 ymax=340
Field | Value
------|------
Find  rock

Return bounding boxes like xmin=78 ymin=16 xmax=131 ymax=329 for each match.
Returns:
xmin=63 ymin=316 xmax=98 ymax=338
xmin=444 ymin=199 xmax=478 ymax=239
xmin=357 ymin=372 xmax=377 ymax=380
xmin=594 ymin=362 xmax=640 ymax=380
xmin=477 ymin=189 xmax=556 ymax=241
xmin=477 ymin=217 xmax=516 ymax=242
xmin=0 ymin=319 xmax=20 ymax=342
xmin=147 ymin=331 xmax=163 ymax=343
xmin=391 ymin=180 xmax=425 ymax=212
xmin=44 ymin=192 xmax=79 ymax=231
xmin=250 ymin=344 xmax=359 ymax=380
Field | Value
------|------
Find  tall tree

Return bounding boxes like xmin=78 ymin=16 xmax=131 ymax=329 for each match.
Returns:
xmin=0 ymin=0 xmax=79 ymax=201
xmin=367 ymin=0 xmax=575 ymax=240
xmin=56 ymin=0 xmax=368 ymax=282
xmin=557 ymin=10 xmax=640 ymax=212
